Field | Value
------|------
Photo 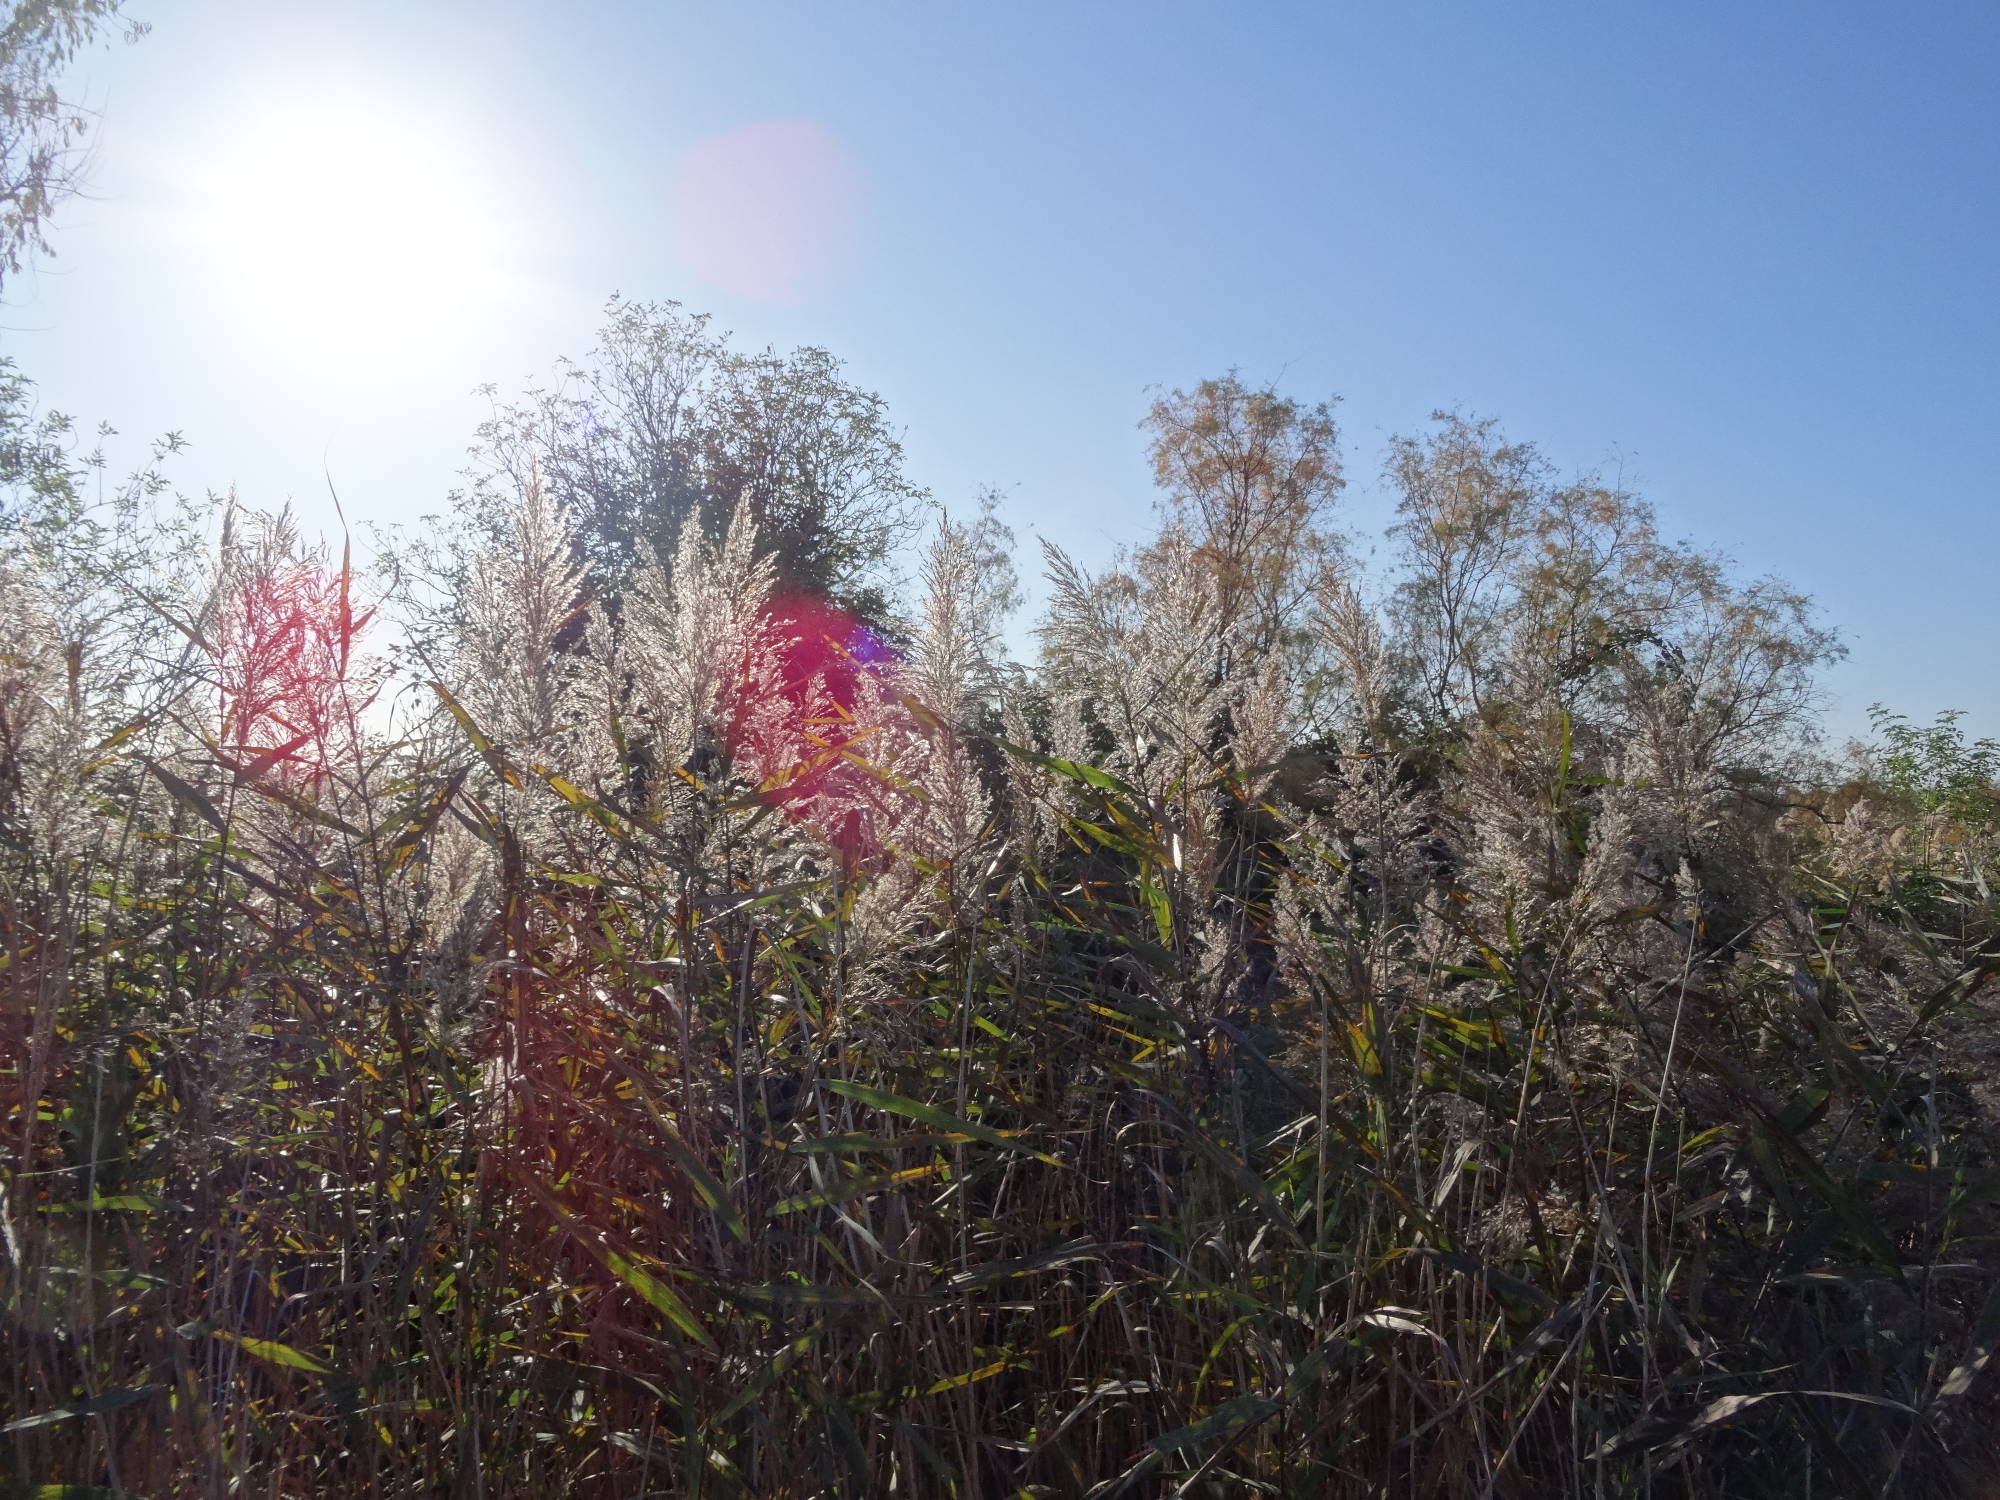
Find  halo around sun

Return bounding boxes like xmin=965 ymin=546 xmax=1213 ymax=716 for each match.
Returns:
xmin=193 ymin=103 xmax=509 ymax=373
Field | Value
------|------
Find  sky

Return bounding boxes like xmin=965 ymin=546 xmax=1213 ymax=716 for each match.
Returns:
xmin=8 ymin=0 xmax=1996 ymax=744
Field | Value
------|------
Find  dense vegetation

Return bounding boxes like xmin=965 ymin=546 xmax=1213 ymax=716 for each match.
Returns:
xmin=3 ymin=300 xmax=1998 ymax=1499
xmin=4 ymin=17 xmax=1999 ymax=1491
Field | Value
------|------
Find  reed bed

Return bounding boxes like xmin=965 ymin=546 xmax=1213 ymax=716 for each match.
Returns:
xmin=4 ymin=402 xmax=1998 ymax=1498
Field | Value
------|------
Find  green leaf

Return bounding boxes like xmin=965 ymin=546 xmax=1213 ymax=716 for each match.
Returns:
xmin=782 ymin=1132 xmax=966 ymax=1155
xmin=214 ymin=1331 xmax=341 ymax=1377
xmin=1937 ymin=1279 xmax=2000 ymax=1401
xmin=519 ymin=1175 xmax=716 ymax=1348
xmin=947 ymin=1238 xmax=1100 ymax=1290
xmin=1751 ymin=1110 xmax=1905 ymax=1271
xmin=429 ymin=680 xmax=519 ymax=785
xmin=1 ymin=1382 xmax=165 ymax=1433
xmin=1775 ymin=1086 xmax=1831 ymax=1135
xmin=81 ymin=716 xmax=149 ymax=773
xmin=380 ymin=766 xmax=466 ymax=869
xmin=1142 ymin=875 xmax=1173 ymax=947
xmin=771 ymin=1162 xmax=946 ymax=1216
xmin=145 ymin=760 xmax=227 ymax=834
xmin=216 ymin=732 xmax=312 ymax=784
xmin=611 ymin=1064 xmax=750 ymax=1243
xmin=722 ymin=1281 xmax=875 ymax=1308
xmin=537 ymin=766 xmax=633 ymax=838
xmin=823 ymin=1080 xmax=1060 ymax=1167
xmin=1147 ymin=1394 xmax=1283 ymax=1455
xmin=606 ymin=1252 xmax=716 ymax=1349
xmin=1590 ymin=1389 xmax=1917 ymax=1462
xmin=45 ymin=1193 xmax=187 ymax=1215
xmin=1422 ymin=1249 xmax=1558 ymax=1310
xmin=993 ymin=737 xmax=1136 ymax=797
xmin=1914 ymin=957 xmax=2000 ymax=1029
xmin=655 ymin=1133 xmax=750 ymax=1242
xmin=707 ymin=1332 xmax=819 ymax=1429
xmin=1147 ymin=1092 xmax=1309 ymax=1251
xmin=922 ymin=1356 xmax=1025 ymax=1396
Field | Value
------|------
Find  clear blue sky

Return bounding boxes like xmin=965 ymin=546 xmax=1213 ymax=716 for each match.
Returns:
xmin=11 ymin=0 xmax=1997 ymax=743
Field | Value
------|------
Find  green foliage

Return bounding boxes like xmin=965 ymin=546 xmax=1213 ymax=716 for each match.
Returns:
xmin=0 ymin=0 xmax=148 ymax=291
xmin=457 ymin=295 xmax=924 ymax=626
xmin=1870 ymin=704 xmax=2000 ymax=830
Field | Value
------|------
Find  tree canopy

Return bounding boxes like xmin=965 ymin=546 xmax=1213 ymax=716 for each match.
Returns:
xmin=0 ymin=0 xmax=145 ymax=294
xmin=460 ymin=296 xmax=924 ymax=628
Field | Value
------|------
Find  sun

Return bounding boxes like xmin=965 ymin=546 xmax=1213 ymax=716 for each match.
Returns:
xmin=195 ymin=103 xmax=507 ymax=373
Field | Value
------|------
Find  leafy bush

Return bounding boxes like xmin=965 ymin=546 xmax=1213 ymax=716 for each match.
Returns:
xmin=1870 ymin=705 xmax=2000 ymax=831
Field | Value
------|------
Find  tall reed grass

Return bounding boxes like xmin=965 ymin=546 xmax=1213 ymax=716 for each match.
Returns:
xmin=3 ymin=446 xmax=1997 ymax=1498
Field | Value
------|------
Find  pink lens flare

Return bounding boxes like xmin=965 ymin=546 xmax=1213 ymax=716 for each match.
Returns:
xmin=673 ymin=120 xmax=863 ymax=304
xmin=214 ymin=558 xmax=379 ymax=785
xmin=728 ymin=593 xmax=903 ymax=867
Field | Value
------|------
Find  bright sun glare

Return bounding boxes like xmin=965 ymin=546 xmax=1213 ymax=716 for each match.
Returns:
xmin=200 ymin=106 xmax=503 ymax=371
